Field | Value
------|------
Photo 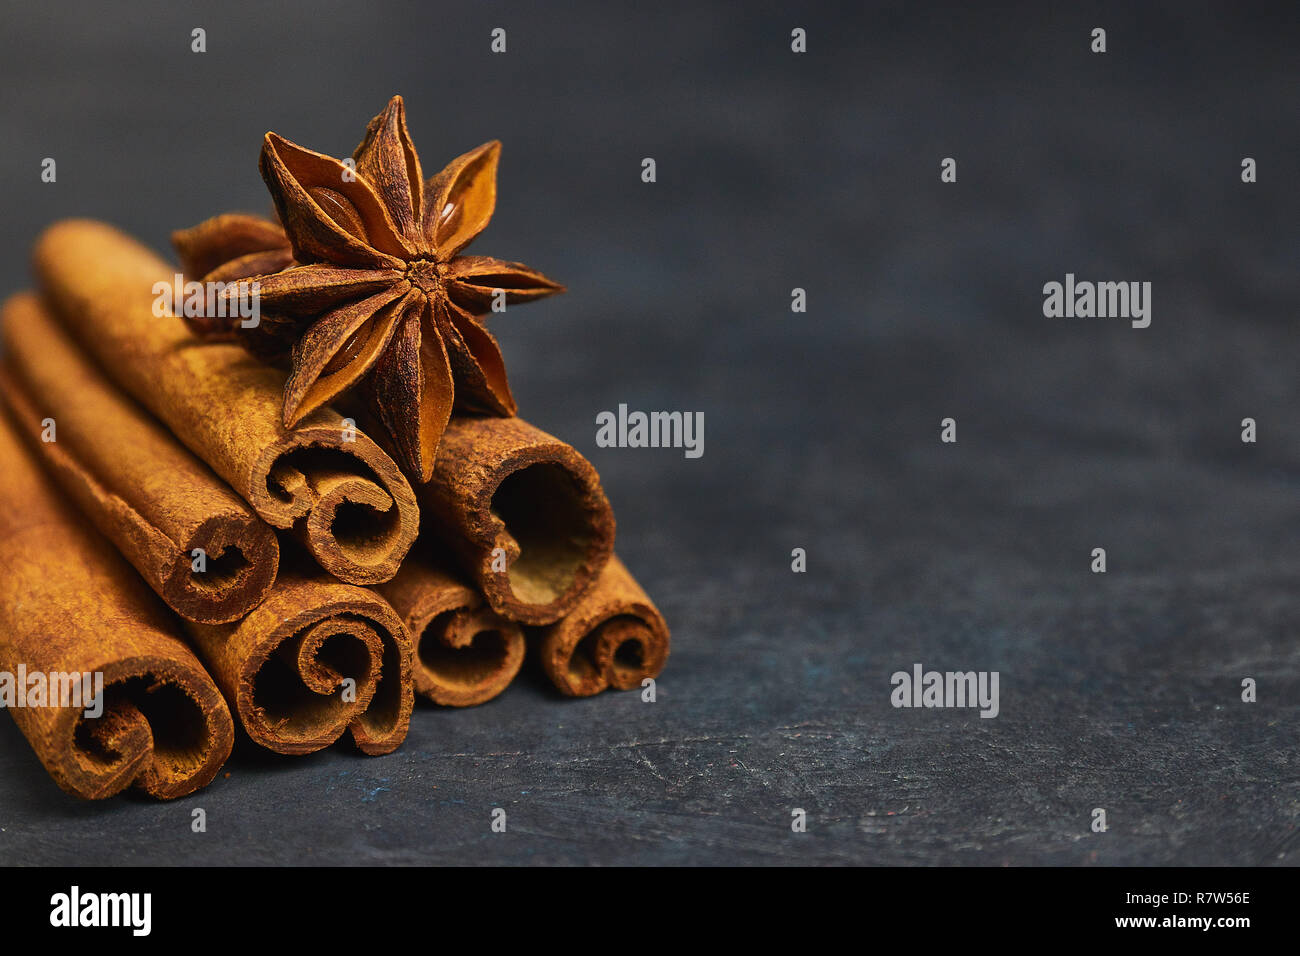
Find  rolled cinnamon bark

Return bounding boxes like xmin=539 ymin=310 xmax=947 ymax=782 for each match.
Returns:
xmin=534 ymin=556 xmax=670 ymax=696
xmin=0 ymin=292 xmax=279 ymax=624
xmin=376 ymin=558 xmax=525 ymax=706
xmin=0 ymin=408 xmax=234 ymax=800
xmin=33 ymin=219 xmax=418 ymax=586
xmin=419 ymin=415 xmax=615 ymax=625
xmin=184 ymin=571 xmax=412 ymax=755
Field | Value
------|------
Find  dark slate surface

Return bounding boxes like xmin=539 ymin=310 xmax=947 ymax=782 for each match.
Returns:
xmin=0 ymin=1 xmax=1296 ymax=865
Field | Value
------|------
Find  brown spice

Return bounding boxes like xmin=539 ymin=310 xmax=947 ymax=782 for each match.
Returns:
xmin=0 ymin=292 xmax=279 ymax=624
xmin=172 ymin=212 xmax=294 ymax=316
xmin=0 ymin=407 xmax=234 ymax=799
xmin=173 ymin=95 xmax=564 ymax=481
xmin=34 ymin=219 xmax=419 ymax=586
xmin=417 ymin=415 xmax=616 ymax=625
xmin=534 ymin=556 xmax=670 ymax=697
xmin=185 ymin=571 xmax=413 ymax=755
xmin=377 ymin=556 xmax=524 ymax=706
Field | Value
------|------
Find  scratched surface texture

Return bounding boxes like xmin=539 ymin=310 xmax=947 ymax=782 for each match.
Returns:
xmin=0 ymin=2 xmax=1297 ymax=865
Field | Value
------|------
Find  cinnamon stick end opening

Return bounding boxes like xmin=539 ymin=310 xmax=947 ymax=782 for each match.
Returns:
xmin=414 ymin=608 xmax=526 ymax=707
xmin=60 ymin=663 xmax=234 ymax=801
xmin=164 ymin=519 xmax=280 ymax=625
xmin=481 ymin=455 xmax=615 ymax=625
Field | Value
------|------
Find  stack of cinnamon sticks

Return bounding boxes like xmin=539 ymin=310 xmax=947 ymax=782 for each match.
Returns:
xmin=0 ymin=217 xmax=669 ymax=800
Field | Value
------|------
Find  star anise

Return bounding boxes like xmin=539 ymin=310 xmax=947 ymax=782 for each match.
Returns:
xmin=172 ymin=95 xmax=564 ymax=480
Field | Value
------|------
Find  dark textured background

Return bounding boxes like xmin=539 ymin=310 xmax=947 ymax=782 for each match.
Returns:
xmin=0 ymin=1 xmax=1296 ymax=865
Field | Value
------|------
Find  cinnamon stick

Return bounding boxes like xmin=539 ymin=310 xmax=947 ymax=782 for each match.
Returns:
xmin=376 ymin=557 xmax=524 ymax=706
xmin=34 ymin=219 xmax=419 ymax=586
xmin=418 ymin=415 xmax=615 ymax=625
xmin=534 ymin=556 xmax=670 ymax=696
xmin=0 ymin=407 xmax=234 ymax=799
xmin=0 ymin=292 xmax=279 ymax=624
xmin=184 ymin=571 xmax=413 ymax=755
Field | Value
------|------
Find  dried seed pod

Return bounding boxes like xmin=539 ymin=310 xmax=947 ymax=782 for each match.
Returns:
xmin=377 ymin=557 xmax=524 ymax=706
xmin=417 ymin=415 xmax=616 ymax=626
xmin=534 ymin=556 xmax=670 ymax=696
xmin=173 ymin=99 xmax=564 ymax=481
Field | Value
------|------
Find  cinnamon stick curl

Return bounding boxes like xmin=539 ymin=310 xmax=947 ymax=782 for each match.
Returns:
xmin=185 ymin=572 xmax=413 ymax=755
xmin=0 ymin=292 xmax=279 ymax=624
xmin=377 ymin=557 xmax=525 ymax=706
xmin=34 ymin=219 xmax=419 ymax=586
xmin=534 ymin=556 xmax=670 ymax=697
xmin=418 ymin=415 xmax=616 ymax=626
xmin=0 ymin=409 xmax=234 ymax=799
